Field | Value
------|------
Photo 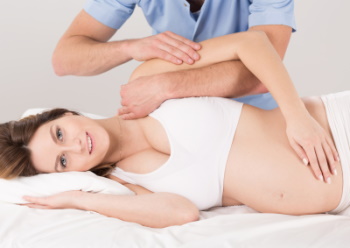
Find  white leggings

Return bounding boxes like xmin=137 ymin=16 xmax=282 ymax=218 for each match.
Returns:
xmin=321 ymin=91 xmax=350 ymax=214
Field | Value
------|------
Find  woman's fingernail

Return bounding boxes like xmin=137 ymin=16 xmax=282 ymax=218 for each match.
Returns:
xmin=302 ymin=158 xmax=308 ymax=165
xmin=327 ymin=177 xmax=332 ymax=184
xmin=188 ymin=58 xmax=194 ymax=64
xmin=334 ymin=169 xmax=338 ymax=176
xmin=194 ymin=53 xmax=200 ymax=60
xmin=319 ymin=175 xmax=324 ymax=181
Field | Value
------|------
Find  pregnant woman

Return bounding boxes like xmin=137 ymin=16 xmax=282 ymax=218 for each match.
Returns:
xmin=0 ymin=31 xmax=348 ymax=228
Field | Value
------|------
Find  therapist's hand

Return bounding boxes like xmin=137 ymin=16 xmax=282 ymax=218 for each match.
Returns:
xmin=286 ymin=114 xmax=339 ymax=183
xmin=119 ymin=74 xmax=171 ymax=120
xmin=127 ymin=31 xmax=201 ymax=65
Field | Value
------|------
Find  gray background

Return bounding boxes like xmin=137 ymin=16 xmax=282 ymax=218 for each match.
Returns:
xmin=0 ymin=0 xmax=349 ymax=123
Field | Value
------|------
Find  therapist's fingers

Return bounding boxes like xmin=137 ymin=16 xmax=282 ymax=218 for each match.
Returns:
xmin=160 ymin=31 xmax=201 ymax=61
xmin=118 ymin=107 xmax=135 ymax=119
xmin=153 ymin=49 xmax=185 ymax=65
xmin=120 ymin=112 xmax=137 ymax=120
xmin=165 ymin=31 xmax=201 ymax=51
xmin=118 ymin=106 xmax=128 ymax=116
xmin=130 ymin=32 xmax=201 ymax=65
xmin=118 ymin=105 xmax=150 ymax=120
xmin=157 ymin=44 xmax=195 ymax=65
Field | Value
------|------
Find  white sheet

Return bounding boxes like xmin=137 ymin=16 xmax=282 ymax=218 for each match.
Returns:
xmin=1 ymin=202 xmax=350 ymax=248
xmin=5 ymin=108 xmax=349 ymax=247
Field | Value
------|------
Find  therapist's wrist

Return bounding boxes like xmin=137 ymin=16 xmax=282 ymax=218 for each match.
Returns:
xmin=154 ymin=72 xmax=180 ymax=100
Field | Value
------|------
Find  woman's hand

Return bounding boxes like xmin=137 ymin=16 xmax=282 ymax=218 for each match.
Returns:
xmin=21 ymin=190 xmax=85 ymax=210
xmin=286 ymin=114 xmax=339 ymax=183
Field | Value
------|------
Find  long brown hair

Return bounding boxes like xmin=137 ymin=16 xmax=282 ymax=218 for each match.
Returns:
xmin=0 ymin=109 xmax=115 ymax=179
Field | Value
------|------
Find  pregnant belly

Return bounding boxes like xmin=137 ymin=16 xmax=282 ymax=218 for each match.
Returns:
xmin=222 ymin=103 xmax=343 ymax=214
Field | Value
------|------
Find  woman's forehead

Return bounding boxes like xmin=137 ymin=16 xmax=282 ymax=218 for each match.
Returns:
xmin=28 ymin=123 xmax=56 ymax=172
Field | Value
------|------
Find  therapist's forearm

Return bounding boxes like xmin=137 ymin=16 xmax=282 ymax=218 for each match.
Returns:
xmin=161 ymin=60 xmax=265 ymax=99
xmin=52 ymin=37 xmax=133 ymax=76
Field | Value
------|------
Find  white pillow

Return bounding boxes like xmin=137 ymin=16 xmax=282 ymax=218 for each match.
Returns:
xmin=0 ymin=171 xmax=134 ymax=204
xmin=2 ymin=109 xmax=128 ymax=204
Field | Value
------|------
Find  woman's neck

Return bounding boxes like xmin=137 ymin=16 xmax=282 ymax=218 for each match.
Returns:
xmin=95 ymin=116 xmax=149 ymax=164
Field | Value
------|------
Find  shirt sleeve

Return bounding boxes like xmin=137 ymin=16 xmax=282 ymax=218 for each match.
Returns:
xmin=248 ymin=0 xmax=296 ymax=31
xmin=83 ymin=0 xmax=137 ymax=29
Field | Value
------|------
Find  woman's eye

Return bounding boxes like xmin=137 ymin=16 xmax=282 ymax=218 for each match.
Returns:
xmin=56 ymin=128 xmax=63 ymax=141
xmin=60 ymin=155 xmax=67 ymax=168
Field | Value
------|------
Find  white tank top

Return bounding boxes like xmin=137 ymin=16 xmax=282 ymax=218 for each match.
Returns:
xmin=112 ymin=97 xmax=243 ymax=210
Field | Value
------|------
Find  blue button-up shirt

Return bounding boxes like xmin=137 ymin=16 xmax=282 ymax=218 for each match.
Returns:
xmin=84 ymin=0 xmax=296 ymax=109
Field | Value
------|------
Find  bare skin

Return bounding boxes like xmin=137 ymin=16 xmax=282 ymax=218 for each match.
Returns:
xmin=115 ymin=95 xmax=342 ymax=215
xmin=52 ymin=6 xmax=292 ymax=120
xmin=24 ymin=32 xmax=342 ymax=228
xmin=24 ymin=95 xmax=343 ymax=227
xmin=222 ymin=98 xmax=342 ymax=214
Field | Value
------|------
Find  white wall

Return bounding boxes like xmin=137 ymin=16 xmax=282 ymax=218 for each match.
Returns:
xmin=0 ymin=0 xmax=349 ymax=123
xmin=285 ymin=1 xmax=350 ymax=96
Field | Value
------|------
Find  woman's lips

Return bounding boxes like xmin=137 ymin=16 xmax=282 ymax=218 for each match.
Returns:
xmin=86 ymin=132 xmax=94 ymax=155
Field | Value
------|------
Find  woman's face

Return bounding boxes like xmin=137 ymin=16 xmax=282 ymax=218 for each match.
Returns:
xmin=28 ymin=114 xmax=110 ymax=173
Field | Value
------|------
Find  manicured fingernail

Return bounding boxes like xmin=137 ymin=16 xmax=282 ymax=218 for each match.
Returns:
xmin=194 ymin=53 xmax=200 ymax=60
xmin=327 ymin=177 xmax=332 ymax=184
xmin=177 ymin=59 xmax=182 ymax=64
xmin=334 ymin=169 xmax=338 ymax=176
xmin=195 ymin=44 xmax=201 ymax=49
xmin=318 ymin=175 xmax=324 ymax=181
xmin=302 ymin=158 xmax=308 ymax=165
xmin=188 ymin=58 xmax=194 ymax=64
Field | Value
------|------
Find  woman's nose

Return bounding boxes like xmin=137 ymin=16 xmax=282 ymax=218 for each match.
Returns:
xmin=66 ymin=138 xmax=84 ymax=153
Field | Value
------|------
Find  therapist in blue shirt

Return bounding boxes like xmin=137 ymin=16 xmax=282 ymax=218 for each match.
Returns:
xmin=52 ymin=0 xmax=296 ymax=119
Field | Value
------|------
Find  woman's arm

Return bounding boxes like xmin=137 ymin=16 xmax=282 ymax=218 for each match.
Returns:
xmin=129 ymin=33 xmax=247 ymax=80
xmin=77 ymin=189 xmax=199 ymax=228
xmin=131 ymin=31 xmax=300 ymax=115
xmin=23 ymin=184 xmax=199 ymax=228
xmin=126 ymin=31 xmax=338 ymax=182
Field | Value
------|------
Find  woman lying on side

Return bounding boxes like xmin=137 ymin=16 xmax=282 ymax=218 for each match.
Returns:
xmin=0 ymin=31 xmax=348 ymax=228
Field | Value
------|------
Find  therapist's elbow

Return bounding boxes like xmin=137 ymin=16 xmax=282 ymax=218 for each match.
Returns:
xmin=243 ymin=75 xmax=269 ymax=95
xmin=254 ymin=83 xmax=269 ymax=94
xmin=52 ymin=52 xmax=68 ymax=76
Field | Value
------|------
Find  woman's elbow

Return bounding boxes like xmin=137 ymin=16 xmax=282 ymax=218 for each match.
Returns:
xmin=179 ymin=207 xmax=200 ymax=224
xmin=152 ymin=207 xmax=199 ymax=228
xmin=168 ymin=197 xmax=200 ymax=226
